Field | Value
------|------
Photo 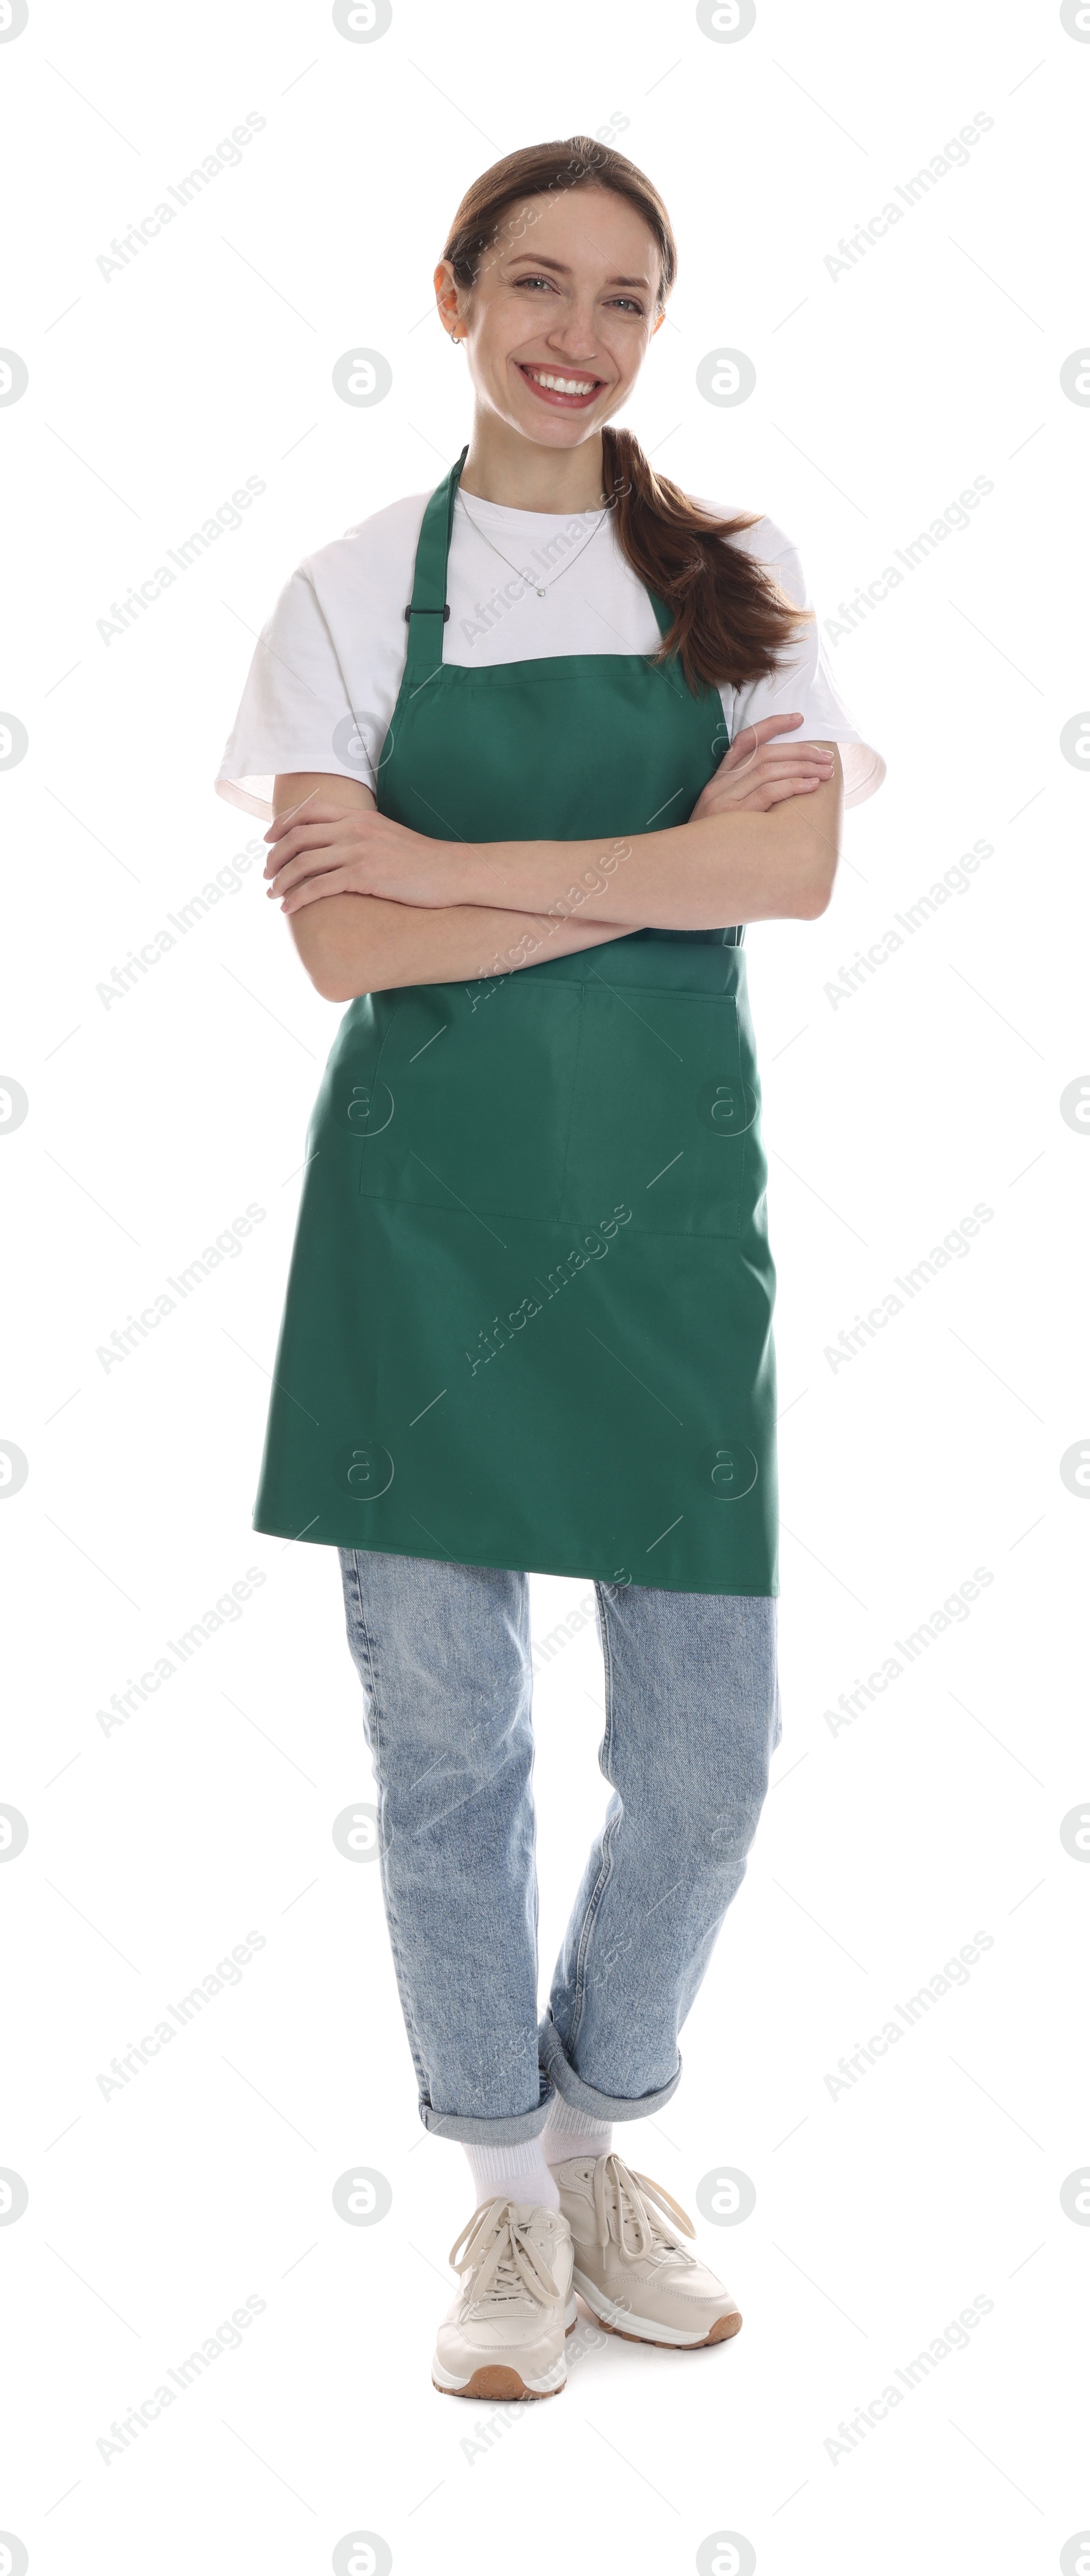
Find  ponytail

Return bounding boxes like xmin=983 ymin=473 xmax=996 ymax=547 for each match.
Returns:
xmin=602 ymin=423 xmax=812 ymax=694
xmin=443 ymin=137 xmax=814 ymax=696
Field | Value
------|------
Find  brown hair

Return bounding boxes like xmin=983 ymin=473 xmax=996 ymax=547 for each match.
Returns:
xmin=443 ymin=137 xmax=813 ymax=695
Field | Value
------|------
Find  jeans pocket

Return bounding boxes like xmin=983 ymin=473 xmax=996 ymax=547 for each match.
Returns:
xmin=559 ymin=984 xmax=752 ymax=1238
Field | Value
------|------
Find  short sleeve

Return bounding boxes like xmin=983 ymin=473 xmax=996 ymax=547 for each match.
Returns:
xmin=723 ymin=527 xmax=886 ymax=809
xmin=214 ymin=565 xmax=360 ymax=821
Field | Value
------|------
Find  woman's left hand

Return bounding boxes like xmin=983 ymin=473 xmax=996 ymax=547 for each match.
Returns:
xmin=689 ymin=714 xmax=836 ymax=820
xmin=264 ymin=795 xmax=451 ymax=913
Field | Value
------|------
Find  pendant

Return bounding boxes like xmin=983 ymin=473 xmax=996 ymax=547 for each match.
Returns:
xmin=535 ymin=585 xmax=546 ymax=598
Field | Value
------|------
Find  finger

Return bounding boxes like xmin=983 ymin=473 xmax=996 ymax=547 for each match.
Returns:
xmin=262 ymin=820 xmax=353 ymax=875
xmin=698 ymin=769 xmax=826 ymax=816
xmin=736 ymin=751 xmax=833 ymax=780
xmin=280 ymin=867 xmax=360 ymax=914
xmin=721 ymin=722 xmax=761 ymax=777
xmin=699 ymin=755 xmax=830 ymax=804
xmin=714 ymin=750 xmax=833 ymax=796
xmin=266 ymin=843 xmax=356 ymax=897
xmin=728 ymin=713 xmax=805 ymax=747
xmin=758 ymin=775 xmax=824 ymax=805
xmin=264 ymin=798 xmax=320 ymax=843
xmin=713 ymin=777 xmax=826 ymax=816
xmin=264 ymin=810 xmax=349 ymax=856
xmin=264 ymin=794 xmax=341 ymax=843
xmin=721 ymin=713 xmax=805 ymax=771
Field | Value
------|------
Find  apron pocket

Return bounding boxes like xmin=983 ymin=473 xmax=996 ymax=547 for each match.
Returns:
xmin=559 ymin=983 xmax=751 ymax=1239
xmin=358 ymin=978 xmax=583 ymax=1223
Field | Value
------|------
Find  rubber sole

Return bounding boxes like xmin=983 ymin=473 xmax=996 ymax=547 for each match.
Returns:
xmin=589 ymin=2306 xmax=743 ymax=2348
xmin=573 ymin=2274 xmax=743 ymax=2349
xmin=432 ymin=2363 xmax=565 ymax=2402
xmin=431 ymin=2299 xmax=578 ymax=2400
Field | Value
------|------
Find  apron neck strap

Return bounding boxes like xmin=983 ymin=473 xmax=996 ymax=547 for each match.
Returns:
xmin=403 ymin=452 xmax=705 ymax=701
xmin=403 ymin=446 xmax=468 ymax=681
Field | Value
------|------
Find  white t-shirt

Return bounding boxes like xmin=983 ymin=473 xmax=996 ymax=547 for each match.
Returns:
xmin=215 ymin=488 xmax=885 ymax=820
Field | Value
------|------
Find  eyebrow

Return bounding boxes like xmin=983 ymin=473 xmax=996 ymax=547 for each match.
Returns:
xmin=505 ymin=253 xmax=651 ymax=289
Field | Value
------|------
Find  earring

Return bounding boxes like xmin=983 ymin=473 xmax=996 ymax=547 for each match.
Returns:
xmin=451 ymin=330 xmax=461 ymax=345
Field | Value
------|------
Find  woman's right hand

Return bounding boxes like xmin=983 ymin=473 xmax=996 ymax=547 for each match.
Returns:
xmin=690 ymin=713 xmax=835 ymax=819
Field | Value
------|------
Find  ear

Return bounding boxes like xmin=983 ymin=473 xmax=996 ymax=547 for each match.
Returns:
xmin=433 ymin=258 xmax=462 ymax=336
xmin=651 ymin=312 xmax=666 ymax=337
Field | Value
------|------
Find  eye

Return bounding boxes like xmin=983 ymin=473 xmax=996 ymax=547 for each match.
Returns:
xmin=607 ymin=296 xmax=644 ymax=314
xmin=512 ymin=273 xmax=557 ymax=292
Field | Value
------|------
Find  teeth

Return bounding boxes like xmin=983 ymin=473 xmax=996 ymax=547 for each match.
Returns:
xmin=524 ymin=367 xmax=597 ymax=395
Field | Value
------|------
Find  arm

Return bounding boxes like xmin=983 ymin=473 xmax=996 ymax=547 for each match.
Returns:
xmin=267 ymin=719 xmax=845 ymax=940
xmin=269 ymin=773 xmax=629 ymax=1002
xmin=467 ymin=741 xmax=844 ymax=927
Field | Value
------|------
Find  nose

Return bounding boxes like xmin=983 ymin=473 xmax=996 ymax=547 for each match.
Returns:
xmin=541 ymin=301 xmax=603 ymax=363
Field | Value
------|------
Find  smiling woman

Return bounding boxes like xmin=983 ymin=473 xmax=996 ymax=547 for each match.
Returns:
xmin=215 ymin=131 xmax=886 ymax=2406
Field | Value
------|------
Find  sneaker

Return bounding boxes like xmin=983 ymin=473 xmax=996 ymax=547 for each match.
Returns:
xmin=432 ymin=2197 xmax=577 ymax=2400
xmin=554 ymin=2152 xmax=743 ymax=2348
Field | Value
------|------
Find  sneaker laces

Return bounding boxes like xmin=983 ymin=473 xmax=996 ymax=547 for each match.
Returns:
xmin=591 ymin=2153 xmax=698 ymax=2267
xmin=448 ymin=2197 xmax=561 ymax=2310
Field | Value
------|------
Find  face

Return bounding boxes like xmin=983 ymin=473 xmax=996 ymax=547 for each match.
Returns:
xmin=435 ymin=185 xmax=665 ymax=450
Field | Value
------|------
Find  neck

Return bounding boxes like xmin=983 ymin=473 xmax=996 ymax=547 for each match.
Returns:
xmin=458 ymin=410 xmax=607 ymax=514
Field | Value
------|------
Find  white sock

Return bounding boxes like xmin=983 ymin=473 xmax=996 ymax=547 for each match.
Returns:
xmin=542 ymin=2094 xmax=614 ymax=2167
xmin=461 ymin=2136 xmax=560 ymax=2214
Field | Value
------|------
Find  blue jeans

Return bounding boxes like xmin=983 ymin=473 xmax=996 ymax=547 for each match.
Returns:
xmin=338 ymin=1549 xmax=781 ymax=2141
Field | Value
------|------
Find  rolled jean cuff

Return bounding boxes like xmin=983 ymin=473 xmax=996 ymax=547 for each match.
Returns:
xmin=418 ymin=2078 xmax=553 ymax=2145
xmin=537 ymin=2011 xmax=683 ymax=2123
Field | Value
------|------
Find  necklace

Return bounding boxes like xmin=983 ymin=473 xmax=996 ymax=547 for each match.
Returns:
xmin=455 ymin=489 xmax=610 ymax=599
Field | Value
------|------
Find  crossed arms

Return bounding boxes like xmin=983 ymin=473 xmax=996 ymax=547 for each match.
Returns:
xmin=266 ymin=717 xmax=843 ymax=1000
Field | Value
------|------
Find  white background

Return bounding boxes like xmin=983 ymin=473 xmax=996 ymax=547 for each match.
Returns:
xmin=1 ymin=2 xmax=1087 ymax=2571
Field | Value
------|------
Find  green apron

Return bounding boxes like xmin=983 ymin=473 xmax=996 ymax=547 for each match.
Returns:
xmin=252 ymin=450 xmax=778 ymax=1594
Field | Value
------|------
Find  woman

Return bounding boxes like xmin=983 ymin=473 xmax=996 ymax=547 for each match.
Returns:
xmin=216 ymin=137 xmax=884 ymax=2402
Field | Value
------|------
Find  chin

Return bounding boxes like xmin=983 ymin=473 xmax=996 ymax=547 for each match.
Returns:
xmin=509 ymin=401 xmax=603 ymax=446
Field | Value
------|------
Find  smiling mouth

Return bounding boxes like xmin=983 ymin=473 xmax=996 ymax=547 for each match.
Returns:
xmin=517 ymin=362 xmax=605 ymax=407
